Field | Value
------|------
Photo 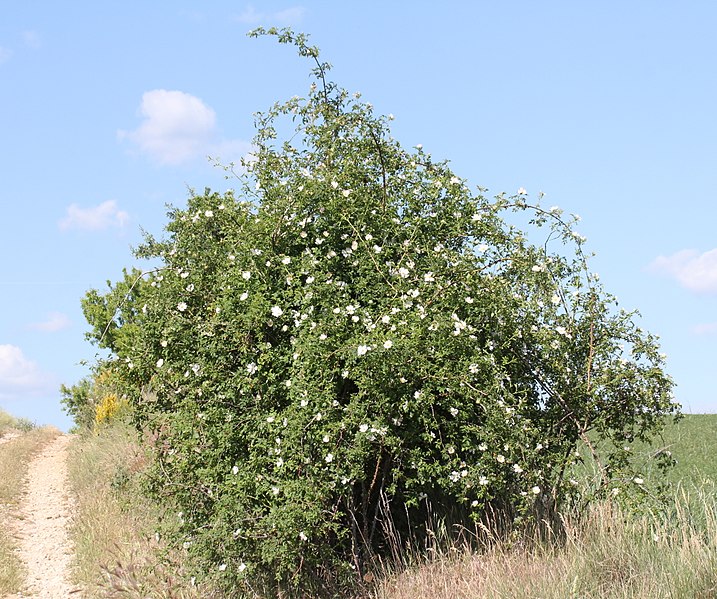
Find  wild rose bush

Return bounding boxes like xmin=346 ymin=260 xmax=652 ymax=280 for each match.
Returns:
xmin=79 ymin=29 xmax=677 ymax=596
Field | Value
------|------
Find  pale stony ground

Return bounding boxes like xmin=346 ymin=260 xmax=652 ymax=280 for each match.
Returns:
xmin=0 ymin=431 xmax=21 ymax=446
xmin=3 ymin=434 xmax=81 ymax=598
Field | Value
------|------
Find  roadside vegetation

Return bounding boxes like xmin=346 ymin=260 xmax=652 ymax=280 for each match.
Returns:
xmin=376 ymin=493 xmax=717 ymax=598
xmin=1 ymin=407 xmax=711 ymax=597
xmin=0 ymin=408 xmax=36 ymax=435
xmin=66 ymin=420 xmax=220 ymax=597
xmin=376 ymin=416 xmax=717 ymax=598
xmin=59 ymin=414 xmax=717 ymax=597
xmin=58 ymin=28 xmax=690 ymax=598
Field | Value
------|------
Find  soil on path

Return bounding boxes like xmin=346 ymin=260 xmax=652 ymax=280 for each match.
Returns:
xmin=4 ymin=433 xmax=80 ymax=598
xmin=0 ymin=431 xmax=21 ymax=445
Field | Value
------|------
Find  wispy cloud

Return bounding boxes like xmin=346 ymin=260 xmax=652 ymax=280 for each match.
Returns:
xmin=0 ymin=345 xmax=53 ymax=400
xmin=22 ymin=30 xmax=42 ymax=49
xmin=233 ymin=5 xmax=305 ymax=25
xmin=59 ymin=200 xmax=129 ymax=232
xmin=0 ymin=31 xmax=40 ymax=66
xmin=28 ymin=312 xmax=72 ymax=333
xmin=648 ymin=248 xmax=717 ymax=294
xmin=0 ymin=46 xmax=12 ymax=64
xmin=693 ymin=322 xmax=717 ymax=336
xmin=118 ymin=89 xmax=251 ymax=166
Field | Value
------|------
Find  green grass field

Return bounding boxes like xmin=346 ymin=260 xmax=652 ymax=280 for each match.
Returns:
xmin=661 ymin=414 xmax=717 ymax=486
xmin=571 ymin=413 xmax=717 ymax=501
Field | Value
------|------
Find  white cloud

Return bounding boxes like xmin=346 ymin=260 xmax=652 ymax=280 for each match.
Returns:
xmin=59 ymin=200 xmax=129 ymax=232
xmin=648 ymin=248 xmax=717 ymax=294
xmin=234 ymin=5 xmax=305 ymax=25
xmin=118 ymin=89 xmax=251 ymax=166
xmin=0 ymin=345 xmax=52 ymax=400
xmin=0 ymin=46 xmax=12 ymax=64
xmin=118 ymin=90 xmax=215 ymax=165
xmin=28 ymin=312 xmax=72 ymax=333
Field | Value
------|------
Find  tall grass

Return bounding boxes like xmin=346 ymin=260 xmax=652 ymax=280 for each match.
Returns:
xmin=374 ymin=487 xmax=717 ymax=598
xmin=0 ymin=425 xmax=61 ymax=595
xmin=66 ymin=422 xmax=220 ymax=598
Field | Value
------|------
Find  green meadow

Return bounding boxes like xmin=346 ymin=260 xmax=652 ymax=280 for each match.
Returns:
xmin=661 ymin=414 xmax=717 ymax=487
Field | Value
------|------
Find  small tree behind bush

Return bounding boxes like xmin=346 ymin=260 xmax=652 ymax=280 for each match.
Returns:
xmin=61 ymin=363 xmax=131 ymax=432
xmin=77 ymin=29 xmax=678 ymax=596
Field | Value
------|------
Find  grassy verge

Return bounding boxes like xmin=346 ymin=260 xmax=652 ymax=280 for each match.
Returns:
xmin=376 ymin=413 xmax=717 ymax=598
xmin=0 ymin=424 xmax=60 ymax=595
xmin=67 ymin=422 xmax=219 ymax=598
xmin=375 ymin=490 xmax=717 ymax=598
xmin=64 ymin=414 xmax=717 ymax=597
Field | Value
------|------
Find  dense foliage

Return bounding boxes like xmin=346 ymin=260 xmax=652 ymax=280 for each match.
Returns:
xmin=73 ymin=29 xmax=678 ymax=596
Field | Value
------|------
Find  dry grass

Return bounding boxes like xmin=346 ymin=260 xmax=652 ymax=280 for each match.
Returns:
xmin=0 ymin=425 xmax=61 ymax=595
xmin=0 ymin=408 xmax=37 ymax=437
xmin=375 ymin=493 xmax=717 ymax=599
xmin=66 ymin=422 xmax=219 ymax=598
xmin=0 ymin=409 xmax=16 ymax=434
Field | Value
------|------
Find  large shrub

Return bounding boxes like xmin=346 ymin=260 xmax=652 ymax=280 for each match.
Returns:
xmin=78 ymin=29 xmax=677 ymax=596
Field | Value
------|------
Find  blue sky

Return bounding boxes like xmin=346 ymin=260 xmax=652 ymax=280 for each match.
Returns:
xmin=1 ymin=2 xmax=715 ymax=431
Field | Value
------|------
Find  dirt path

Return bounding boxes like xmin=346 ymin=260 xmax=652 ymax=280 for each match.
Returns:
xmin=5 ymin=434 xmax=79 ymax=598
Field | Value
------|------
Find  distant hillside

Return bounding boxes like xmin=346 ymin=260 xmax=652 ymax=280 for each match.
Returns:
xmin=0 ymin=409 xmax=36 ymax=436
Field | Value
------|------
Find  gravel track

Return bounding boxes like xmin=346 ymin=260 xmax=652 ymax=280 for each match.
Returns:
xmin=3 ymin=434 xmax=80 ymax=598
